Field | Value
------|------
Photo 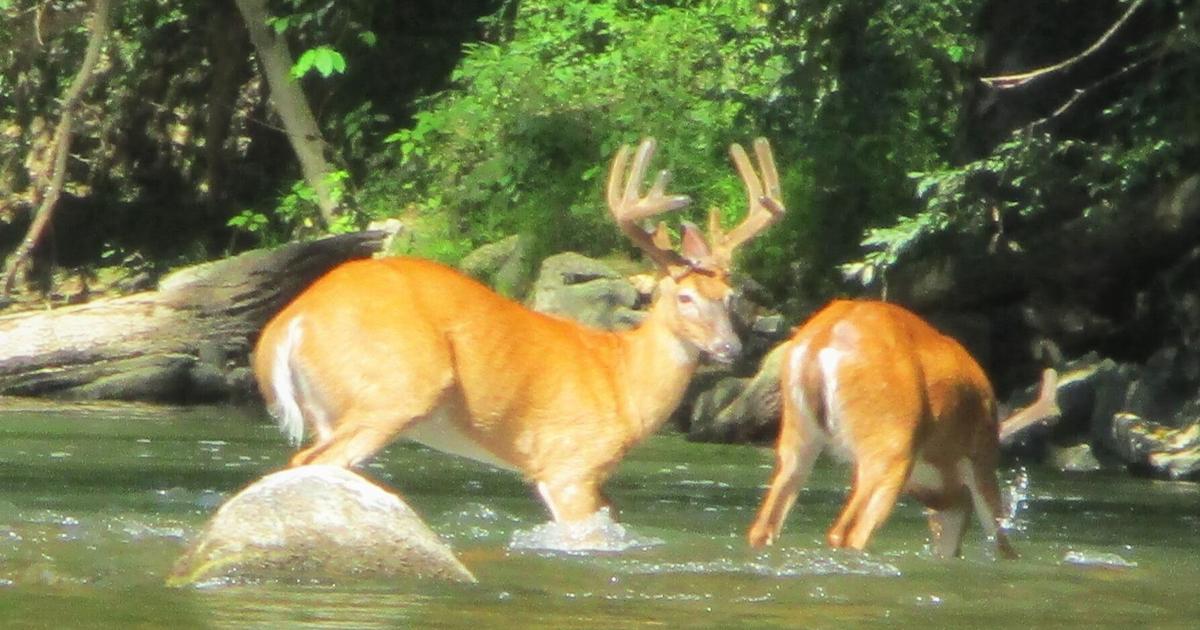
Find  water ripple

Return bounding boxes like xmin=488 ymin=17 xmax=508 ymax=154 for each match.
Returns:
xmin=610 ymin=549 xmax=902 ymax=579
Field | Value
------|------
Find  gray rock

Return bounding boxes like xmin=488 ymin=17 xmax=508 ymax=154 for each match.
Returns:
xmin=751 ymin=313 xmax=788 ymax=337
xmin=1048 ymin=443 xmax=1103 ymax=473
xmin=1148 ymin=445 xmax=1200 ymax=480
xmin=459 ymin=234 xmax=531 ymax=297
xmin=1111 ymin=413 xmax=1200 ymax=480
xmin=687 ymin=342 xmax=786 ymax=443
xmin=529 ymin=253 xmax=639 ymax=330
xmin=168 ymin=465 xmax=475 ymax=586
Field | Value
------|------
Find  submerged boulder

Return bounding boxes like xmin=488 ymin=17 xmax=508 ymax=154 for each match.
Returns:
xmin=168 ymin=465 xmax=475 ymax=586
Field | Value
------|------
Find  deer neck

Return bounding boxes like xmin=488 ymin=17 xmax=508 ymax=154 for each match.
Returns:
xmin=614 ymin=300 xmax=701 ymax=438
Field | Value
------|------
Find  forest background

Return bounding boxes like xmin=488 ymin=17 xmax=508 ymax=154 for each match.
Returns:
xmin=1 ymin=0 xmax=1197 ymax=399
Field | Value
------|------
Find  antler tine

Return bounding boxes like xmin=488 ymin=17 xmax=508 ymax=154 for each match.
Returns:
xmin=714 ymin=138 xmax=786 ymax=266
xmin=606 ymin=138 xmax=692 ymax=272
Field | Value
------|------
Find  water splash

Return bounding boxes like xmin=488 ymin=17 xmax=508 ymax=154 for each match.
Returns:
xmin=1002 ymin=465 xmax=1031 ymax=532
xmin=508 ymin=509 xmax=664 ymax=554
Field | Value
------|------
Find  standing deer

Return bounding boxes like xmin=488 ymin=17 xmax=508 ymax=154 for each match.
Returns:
xmin=253 ymin=138 xmax=785 ymax=523
xmin=747 ymin=300 xmax=1060 ymax=558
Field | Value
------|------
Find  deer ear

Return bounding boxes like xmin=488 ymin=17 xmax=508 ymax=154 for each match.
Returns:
xmin=679 ymin=221 xmax=711 ymax=262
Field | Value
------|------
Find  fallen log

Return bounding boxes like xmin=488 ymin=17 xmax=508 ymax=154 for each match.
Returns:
xmin=0 ymin=231 xmax=387 ymax=402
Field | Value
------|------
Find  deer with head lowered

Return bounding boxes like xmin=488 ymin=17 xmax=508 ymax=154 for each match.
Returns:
xmin=253 ymin=138 xmax=784 ymax=523
xmin=747 ymin=300 xmax=1060 ymax=558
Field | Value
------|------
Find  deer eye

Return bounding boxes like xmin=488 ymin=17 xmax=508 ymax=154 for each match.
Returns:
xmin=677 ymin=292 xmax=695 ymax=305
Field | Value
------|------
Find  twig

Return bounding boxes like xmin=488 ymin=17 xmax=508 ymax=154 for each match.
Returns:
xmin=1028 ymin=53 xmax=1157 ymax=130
xmin=981 ymin=0 xmax=1148 ymax=89
xmin=2 ymin=0 xmax=111 ymax=296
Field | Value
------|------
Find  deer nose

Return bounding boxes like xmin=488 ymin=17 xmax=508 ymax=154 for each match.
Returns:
xmin=709 ymin=338 xmax=742 ymax=364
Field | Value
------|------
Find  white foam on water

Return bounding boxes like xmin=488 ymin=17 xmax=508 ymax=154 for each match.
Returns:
xmin=508 ymin=509 xmax=664 ymax=554
xmin=1062 ymin=550 xmax=1138 ymax=568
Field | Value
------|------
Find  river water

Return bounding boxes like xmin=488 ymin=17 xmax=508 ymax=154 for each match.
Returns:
xmin=1 ymin=400 xmax=1197 ymax=628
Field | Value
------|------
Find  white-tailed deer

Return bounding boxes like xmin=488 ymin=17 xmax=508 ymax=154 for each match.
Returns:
xmin=253 ymin=138 xmax=784 ymax=523
xmin=747 ymin=300 xmax=1059 ymax=558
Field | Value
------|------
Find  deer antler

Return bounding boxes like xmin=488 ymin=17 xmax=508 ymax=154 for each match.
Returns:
xmin=607 ymin=138 xmax=693 ymax=273
xmin=708 ymin=138 xmax=785 ymax=270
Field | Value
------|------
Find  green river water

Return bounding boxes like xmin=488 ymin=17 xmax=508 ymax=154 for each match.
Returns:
xmin=1 ymin=400 xmax=1197 ymax=628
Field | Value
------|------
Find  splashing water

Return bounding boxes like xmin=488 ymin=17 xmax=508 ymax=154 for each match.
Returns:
xmin=508 ymin=509 xmax=664 ymax=553
xmin=1002 ymin=465 xmax=1031 ymax=532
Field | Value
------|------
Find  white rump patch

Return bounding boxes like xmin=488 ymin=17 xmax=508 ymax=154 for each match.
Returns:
xmin=817 ymin=347 xmax=853 ymax=458
xmin=787 ymin=341 xmax=828 ymax=451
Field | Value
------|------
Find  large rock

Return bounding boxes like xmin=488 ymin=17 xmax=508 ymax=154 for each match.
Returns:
xmin=459 ymin=234 xmax=532 ymax=297
xmin=529 ymin=253 xmax=641 ymax=330
xmin=686 ymin=342 xmax=786 ymax=443
xmin=168 ymin=466 xmax=475 ymax=586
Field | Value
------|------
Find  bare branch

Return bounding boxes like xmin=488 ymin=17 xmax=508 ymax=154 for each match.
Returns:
xmin=1000 ymin=368 xmax=1062 ymax=444
xmin=981 ymin=0 xmax=1148 ymax=89
xmin=1029 ymin=54 xmax=1157 ymax=130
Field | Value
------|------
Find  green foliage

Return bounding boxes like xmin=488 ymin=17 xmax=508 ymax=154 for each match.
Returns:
xmin=4 ymin=0 xmax=1194 ymax=316
xmin=228 ymin=169 xmax=359 ymax=245
xmin=845 ymin=0 xmax=1200 ymax=291
xmin=227 ymin=209 xmax=270 ymax=236
xmin=375 ymin=0 xmax=987 ymax=311
xmin=381 ymin=1 xmax=790 ymax=265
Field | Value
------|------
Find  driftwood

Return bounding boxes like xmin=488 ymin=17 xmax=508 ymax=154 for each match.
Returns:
xmin=0 ymin=231 xmax=386 ymax=402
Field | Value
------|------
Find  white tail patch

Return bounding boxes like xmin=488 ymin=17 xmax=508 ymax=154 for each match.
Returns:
xmin=270 ymin=316 xmax=307 ymax=446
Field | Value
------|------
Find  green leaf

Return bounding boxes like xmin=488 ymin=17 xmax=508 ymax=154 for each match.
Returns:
xmin=268 ymin=16 xmax=290 ymax=35
xmin=292 ymin=46 xmax=346 ymax=79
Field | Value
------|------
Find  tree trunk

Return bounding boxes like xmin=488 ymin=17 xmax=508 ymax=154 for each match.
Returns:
xmin=0 ymin=231 xmax=387 ymax=403
xmin=204 ymin=2 xmax=251 ymax=221
xmin=1 ymin=0 xmax=111 ymax=296
xmin=234 ymin=0 xmax=341 ymax=227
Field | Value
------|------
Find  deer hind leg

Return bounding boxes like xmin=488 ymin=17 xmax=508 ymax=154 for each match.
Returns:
xmin=293 ymin=405 xmax=430 ymax=468
xmin=827 ymin=454 xmax=913 ymax=551
xmin=748 ymin=439 xmax=821 ymax=547
xmin=748 ymin=342 xmax=825 ymax=547
xmin=959 ymin=458 xmax=1019 ymax=559
xmin=536 ymin=477 xmax=607 ymax=523
xmin=292 ymin=379 xmax=454 ymax=468
xmin=925 ymin=486 xmax=971 ymax=559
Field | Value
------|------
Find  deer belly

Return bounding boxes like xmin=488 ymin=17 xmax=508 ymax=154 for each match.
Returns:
xmin=403 ymin=409 xmax=519 ymax=472
xmin=903 ymin=457 xmax=966 ymax=509
xmin=904 ymin=459 xmax=944 ymax=496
